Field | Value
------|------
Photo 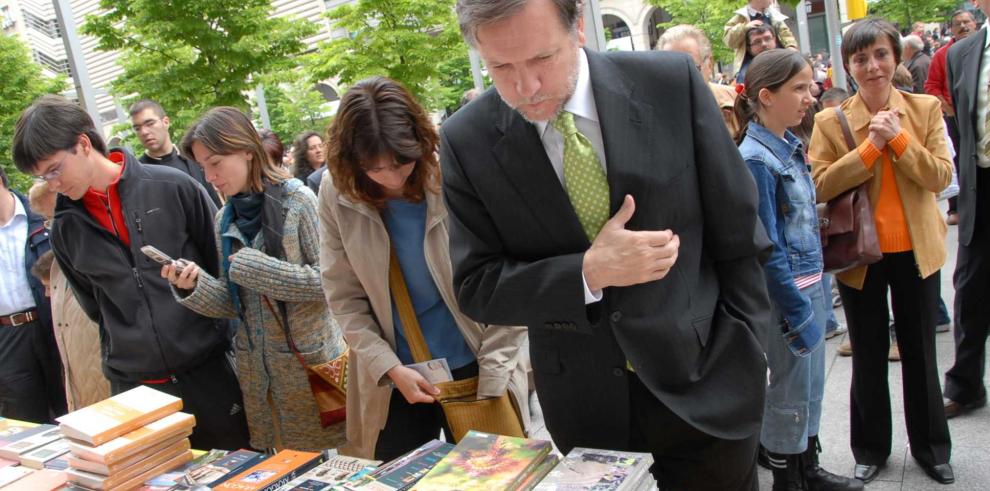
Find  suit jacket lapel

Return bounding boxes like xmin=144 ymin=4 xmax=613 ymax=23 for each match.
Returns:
xmin=491 ymin=98 xmax=587 ymax=247
xmin=962 ymin=28 xmax=986 ymax=129
xmin=586 ymin=50 xmax=654 ymax=211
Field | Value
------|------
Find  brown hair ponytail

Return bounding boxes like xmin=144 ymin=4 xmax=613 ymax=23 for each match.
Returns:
xmin=732 ymin=49 xmax=812 ymax=145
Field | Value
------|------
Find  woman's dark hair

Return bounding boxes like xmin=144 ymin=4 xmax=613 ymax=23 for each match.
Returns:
xmin=291 ymin=131 xmax=322 ymax=181
xmin=841 ymin=18 xmax=902 ymax=68
xmin=258 ymin=129 xmax=285 ymax=168
xmin=181 ymin=107 xmax=290 ymax=195
xmin=733 ymin=49 xmax=812 ymax=144
xmin=325 ymin=76 xmax=440 ymax=209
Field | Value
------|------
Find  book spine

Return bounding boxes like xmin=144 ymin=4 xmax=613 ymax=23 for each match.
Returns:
xmin=506 ymin=447 xmax=553 ymax=491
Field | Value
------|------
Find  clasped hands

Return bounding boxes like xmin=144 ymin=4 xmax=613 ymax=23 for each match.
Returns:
xmin=583 ymin=195 xmax=680 ymax=292
xmin=867 ymin=108 xmax=902 ymax=151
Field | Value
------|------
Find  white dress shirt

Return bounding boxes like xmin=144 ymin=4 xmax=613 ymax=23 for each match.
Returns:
xmin=978 ymin=21 xmax=990 ymax=168
xmin=0 ymin=192 xmax=38 ymax=316
xmin=534 ymin=49 xmax=606 ymax=304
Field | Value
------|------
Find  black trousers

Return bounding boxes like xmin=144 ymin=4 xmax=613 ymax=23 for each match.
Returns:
xmin=374 ymin=362 xmax=479 ymax=462
xmin=0 ymin=319 xmax=67 ymax=423
xmin=945 ymin=167 xmax=990 ymax=404
xmin=111 ymin=350 xmax=251 ymax=451
xmin=628 ymin=373 xmax=759 ymax=491
xmin=838 ymin=252 xmax=951 ymax=467
xmin=945 ymin=115 xmax=961 ymax=214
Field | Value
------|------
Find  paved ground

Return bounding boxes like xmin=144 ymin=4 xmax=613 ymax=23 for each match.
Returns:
xmin=528 ymin=203 xmax=990 ymax=489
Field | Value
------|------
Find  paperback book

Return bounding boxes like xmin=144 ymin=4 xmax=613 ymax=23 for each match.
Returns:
xmin=213 ymin=449 xmax=326 ymax=491
xmin=67 ymin=439 xmax=192 ymax=490
xmin=0 ymin=425 xmax=61 ymax=460
xmin=275 ymin=455 xmax=382 ymax=491
xmin=69 ymin=432 xmax=191 ymax=476
xmin=57 ymin=386 xmax=183 ymax=446
xmin=346 ymin=440 xmax=454 ymax=491
xmin=66 ymin=412 xmax=195 ymax=465
xmin=413 ymin=431 xmax=553 ymax=491
xmin=2 ymin=468 xmax=68 ymax=491
xmin=20 ymin=437 xmax=70 ymax=469
xmin=533 ymin=448 xmax=653 ymax=491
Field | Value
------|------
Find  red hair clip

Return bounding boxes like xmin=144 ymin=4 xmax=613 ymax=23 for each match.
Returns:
xmin=735 ymin=83 xmax=746 ymax=95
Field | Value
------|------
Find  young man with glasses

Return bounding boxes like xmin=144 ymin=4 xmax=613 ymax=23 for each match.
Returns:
xmin=0 ymin=165 xmax=66 ymax=423
xmin=11 ymin=95 xmax=250 ymax=450
xmin=129 ymin=99 xmax=221 ymax=207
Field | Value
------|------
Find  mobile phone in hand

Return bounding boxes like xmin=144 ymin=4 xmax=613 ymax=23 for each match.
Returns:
xmin=140 ymin=245 xmax=186 ymax=273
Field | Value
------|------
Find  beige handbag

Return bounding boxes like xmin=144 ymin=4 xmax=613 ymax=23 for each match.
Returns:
xmin=387 ymin=245 xmax=525 ymax=443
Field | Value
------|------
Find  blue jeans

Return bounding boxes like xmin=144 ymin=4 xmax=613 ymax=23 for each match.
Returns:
xmin=762 ymin=279 xmax=827 ymax=454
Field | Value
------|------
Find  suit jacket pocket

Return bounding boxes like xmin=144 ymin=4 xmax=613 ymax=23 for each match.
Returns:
xmin=692 ymin=314 xmax=713 ymax=347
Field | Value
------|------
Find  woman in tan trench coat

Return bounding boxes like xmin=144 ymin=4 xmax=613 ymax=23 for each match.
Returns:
xmin=318 ymin=77 xmax=530 ymax=461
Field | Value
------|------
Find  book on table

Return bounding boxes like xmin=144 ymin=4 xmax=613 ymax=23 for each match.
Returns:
xmin=533 ymin=447 xmax=654 ymax=491
xmin=66 ymin=442 xmax=193 ymax=491
xmin=69 ymin=431 xmax=190 ymax=476
xmin=411 ymin=431 xmax=553 ymax=491
xmin=65 ymin=412 xmax=195 ymax=465
xmin=139 ymin=448 xmax=230 ymax=490
xmin=345 ymin=439 xmax=455 ymax=491
xmin=0 ymin=425 xmax=62 ymax=461
xmin=1 ymin=468 xmax=67 ymax=491
xmin=212 ymin=449 xmax=326 ymax=491
xmin=57 ymin=386 xmax=183 ymax=446
xmin=0 ymin=466 xmax=34 ymax=487
xmin=19 ymin=437 xmax=71 ymax=469
xmin=514 ymin=454 xmax=560 ymax=491
xmin=0 ymin=419 xmax=39 ymax=446
xmin=275 ymin=454 xmax=382 ymax=491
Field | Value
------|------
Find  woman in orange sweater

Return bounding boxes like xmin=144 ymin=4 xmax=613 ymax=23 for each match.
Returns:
xmin=809 ymin=18 xmax=954 ymax=485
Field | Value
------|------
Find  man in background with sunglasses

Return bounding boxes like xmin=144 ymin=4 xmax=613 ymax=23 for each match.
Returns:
xmin=0 ymin=165 xmax=66 ymax=423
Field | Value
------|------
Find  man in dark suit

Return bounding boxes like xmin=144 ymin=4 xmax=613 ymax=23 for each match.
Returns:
xmin=441 ymin=1 xmax=772 ymax=488
xmin=943 ymin=1 xmax=990 ymax=419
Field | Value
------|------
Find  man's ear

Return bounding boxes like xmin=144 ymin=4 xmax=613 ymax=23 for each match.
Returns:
xmin=162 ymin=116 xmax=170 ymax=129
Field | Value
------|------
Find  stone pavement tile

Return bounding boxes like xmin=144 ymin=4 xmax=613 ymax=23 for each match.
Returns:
xmin=901 ymin=445 xmax=987 ymax=491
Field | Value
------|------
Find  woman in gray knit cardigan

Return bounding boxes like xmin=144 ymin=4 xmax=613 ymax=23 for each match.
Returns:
xmin=161 ymin=107 xmax=347 ymax=451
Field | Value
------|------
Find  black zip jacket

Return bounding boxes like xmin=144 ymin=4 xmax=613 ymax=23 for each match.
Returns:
xmin=139 ymin=148 xmax=222 ymax=208
xmin=50 ymin=149 xmax=226 ymax=382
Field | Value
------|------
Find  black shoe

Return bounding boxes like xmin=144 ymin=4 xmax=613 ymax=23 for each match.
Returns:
xmin=769 ymin=452 xmax=805 ymax=491
xmin=853 ymin=464 xmax=882 ymax=483
xmin=802 ymin=437 xmax=864 ymax=491
xmin=944 ymin=394 xmax=988 ymax=419
xmin=918 ymin=462 xmax=954 ymax=484
xmin=758 ymin=444 xmax=774 ymax=471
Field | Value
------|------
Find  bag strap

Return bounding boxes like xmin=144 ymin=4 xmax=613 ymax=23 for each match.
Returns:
xmin=834 ymin=107 xmax=857 ymax=152
xmin=262 ymin=295 xmax=310 ymax=372
xmin=387 ymin=243 xmax=434 ymax=364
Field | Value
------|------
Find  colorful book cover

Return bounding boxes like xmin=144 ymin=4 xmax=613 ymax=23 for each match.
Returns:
xmin=66 ymin=412 xmax=195 ymax=465
xmin=0 ymin=425 xmax=61 ymax=460
xmin=139 ymin=448 xmax=229 ymax=490
xmin=533 ymin=448 xmax=652 ymax=491
xmin=2 ymin=468 xmax=67 ymax=491
xmin=214 ymin=449 xmax=326 ymax=491
xmin=347 ymin=440 xmax=454 ymax=491
xmin=57 ymin=386 xmax=183 ymax=446
xmin=20 ymin=437 xmax=71 ymax=469
xmin=413 ymin=431 xmax=552 ymax=491
xmin=200 ymin=450 xmax=268 ymax=488
xmin=0 ymin=419 xmax=39 ymax=446
xmin=276 ymin=455 xmax=382 ymax=491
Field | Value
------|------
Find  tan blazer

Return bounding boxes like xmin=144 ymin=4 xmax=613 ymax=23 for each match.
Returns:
xmin=809 ymin=89 xmax=953 ymax=289
xmin=50 ymin=261 xmax=111 ymax=411
xmin=317 ymin=175 xmax=530 ymax=459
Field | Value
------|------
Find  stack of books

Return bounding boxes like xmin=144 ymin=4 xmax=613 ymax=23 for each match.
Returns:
xmin=56 ymin=386 xmax=196 ymax=490
xmin=344 ymin=439 xmax=455 ymax=491
xmin=534 ymin=447 xmax=656 ymax=490
xmin=140 ymin=448 xmax=267 ymax=490
xmin=411 ymin=431 xmax=556 ymax=491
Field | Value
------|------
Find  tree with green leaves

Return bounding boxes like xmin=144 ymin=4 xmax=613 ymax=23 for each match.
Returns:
xmin=0 ymin=35 xmax=67 ymax=192
xmin=868 ymin=0 xmax=960 ymax=30
xmin=254 ymin=71 xmax=334 ymax=145
xmin=82 ymin=0 xmax=317 ymax=145
xmin=306 ymin=0 xmax=473 ymax=112
xmin=648 ymin=0 xmax=742 ymax=65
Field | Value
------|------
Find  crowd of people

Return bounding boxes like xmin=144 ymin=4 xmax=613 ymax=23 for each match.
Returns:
xmin=1 ymin=0 xmax=988 ymax=490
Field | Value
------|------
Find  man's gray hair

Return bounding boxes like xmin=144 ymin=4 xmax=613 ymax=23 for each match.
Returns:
xmin=655 ymin=24 xmax=712 ymax=61
xmin=902 ymin=34 xmax=924 ymax=52
xmin=456 ymin=0 xmax=583 ymax=47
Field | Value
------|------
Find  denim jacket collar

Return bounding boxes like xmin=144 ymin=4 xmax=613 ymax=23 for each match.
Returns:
xmin=746 ymin=122 xmax=803 ymax=166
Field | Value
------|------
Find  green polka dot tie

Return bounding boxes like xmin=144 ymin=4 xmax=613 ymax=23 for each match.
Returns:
xmin=552 ymin=111 xmax=610 ymax=242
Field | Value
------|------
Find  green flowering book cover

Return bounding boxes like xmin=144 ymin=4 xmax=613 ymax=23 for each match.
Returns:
xmin=413 ymin=431 xmax=552 ymax=491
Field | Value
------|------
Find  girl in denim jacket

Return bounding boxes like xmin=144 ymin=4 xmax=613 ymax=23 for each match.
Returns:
xmin=735 ymin=50 xmax=861 ymax=491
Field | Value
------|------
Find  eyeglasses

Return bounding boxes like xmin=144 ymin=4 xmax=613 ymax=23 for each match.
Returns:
xmin=38 ymin=151 xmax=71 ymax=182
xmin=131 ymin=118 xmax=160 ymax=133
